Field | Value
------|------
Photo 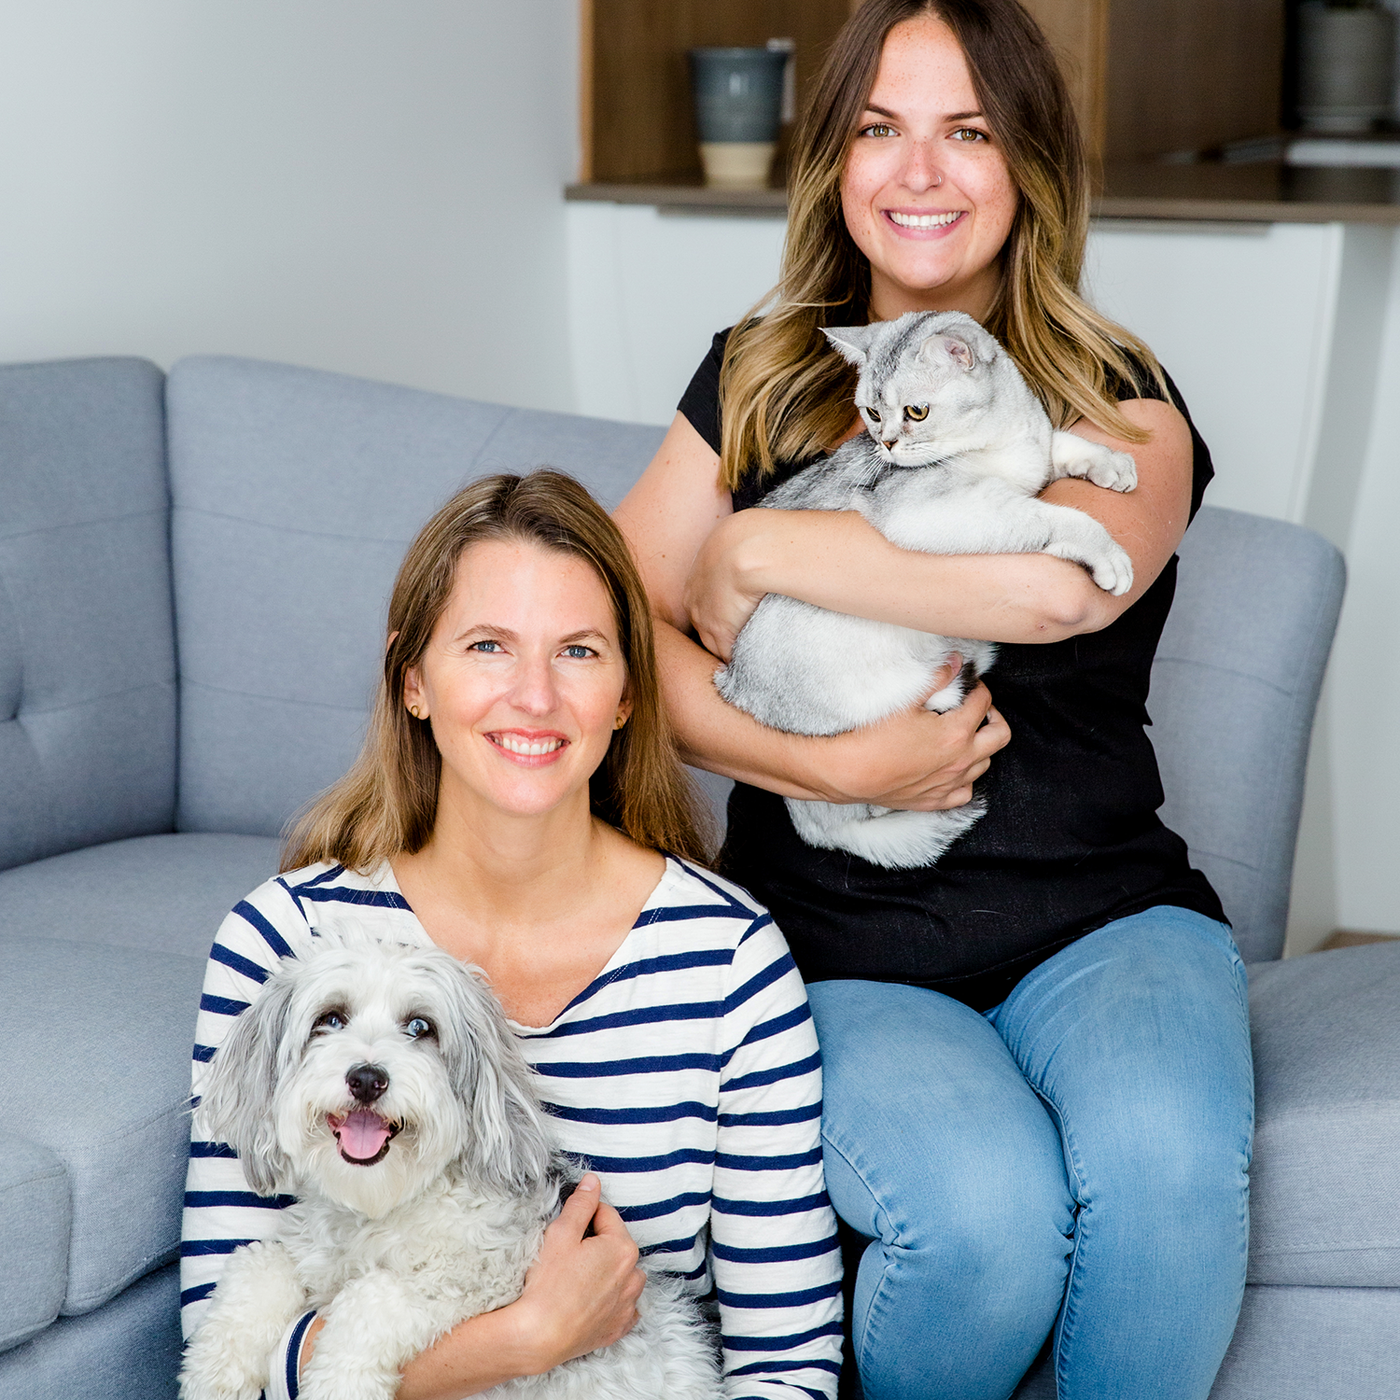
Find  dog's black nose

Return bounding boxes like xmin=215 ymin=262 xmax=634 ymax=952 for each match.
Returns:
xmin=346 ymin=1063 xmax=389 ymax=1103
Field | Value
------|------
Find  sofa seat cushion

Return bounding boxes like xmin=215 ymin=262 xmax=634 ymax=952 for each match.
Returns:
xmin=0 ymin=1134 xmax=69 ymax=1354
xmin=0 ymin=832 xmax=281 ymax=1318
xmin=1246 ymin=942 xmax=1400 ymax=1286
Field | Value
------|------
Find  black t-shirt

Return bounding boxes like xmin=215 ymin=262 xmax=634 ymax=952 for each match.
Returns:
xmin=678 ymin=329 xmax=1226 ymax=1011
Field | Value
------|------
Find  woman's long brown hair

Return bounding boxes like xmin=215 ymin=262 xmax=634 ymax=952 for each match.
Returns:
xmin=282 ymin=470 xmax=713 ymax=872
xmin=717 ymin=0 xmax=1166 ymax=491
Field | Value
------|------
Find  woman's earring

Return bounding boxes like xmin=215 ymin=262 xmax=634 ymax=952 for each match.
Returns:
xmin=409 ymin=705 xmax=422 ymax=719
xmin=614 ymin=712 xmax=627 ymax=730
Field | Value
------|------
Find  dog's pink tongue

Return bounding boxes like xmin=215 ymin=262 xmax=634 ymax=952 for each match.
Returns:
xmin=334 ymin=1109 xmax=392 ymax=1161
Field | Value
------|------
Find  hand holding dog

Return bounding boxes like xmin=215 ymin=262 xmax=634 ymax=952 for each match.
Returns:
xmin=511 ymin=1174 xmax=646 ymax=1370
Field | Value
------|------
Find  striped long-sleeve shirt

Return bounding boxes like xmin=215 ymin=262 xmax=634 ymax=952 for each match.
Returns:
xmin=180 ymin=856 xmax=843 ymax=1400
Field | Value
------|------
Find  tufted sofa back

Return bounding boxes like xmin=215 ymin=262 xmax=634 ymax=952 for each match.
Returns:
xmin=166 ymin=356 xmax=668 ymax=839
xmin=0 ymin=359 xmax=176 ymax=871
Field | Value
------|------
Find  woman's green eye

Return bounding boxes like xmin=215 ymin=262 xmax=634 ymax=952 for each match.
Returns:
xmin=906 ymin=404 xmax=929 ymax=422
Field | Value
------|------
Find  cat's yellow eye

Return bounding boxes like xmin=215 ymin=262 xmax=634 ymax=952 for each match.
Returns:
xmin=866 ymin=407 xmax=881 ymax=422
xmin=905 ymin=404 xmax=929 ymax=422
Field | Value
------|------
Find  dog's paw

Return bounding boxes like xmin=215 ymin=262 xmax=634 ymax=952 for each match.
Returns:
xmin=178 ymin=1346 xmax=268 ymax=1400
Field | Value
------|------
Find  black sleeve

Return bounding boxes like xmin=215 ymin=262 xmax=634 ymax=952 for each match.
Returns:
xmin=1111 ymin=355 xmax=1215 ymax=523
xmin=676 ymin=328 xmax=733 ymax=457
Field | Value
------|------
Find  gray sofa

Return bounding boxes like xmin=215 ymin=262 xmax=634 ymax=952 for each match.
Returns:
xmin=0 ymin=356 xmax=1395 ymax=1400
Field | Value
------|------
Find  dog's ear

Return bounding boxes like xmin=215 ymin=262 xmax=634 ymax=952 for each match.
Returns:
xmin=430 ymin=957 xmax=554 ymax=1195
xmin=195 ymin=962 xmax=300 ymax=1196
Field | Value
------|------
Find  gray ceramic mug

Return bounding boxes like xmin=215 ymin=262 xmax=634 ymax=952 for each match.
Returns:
xmin=688 ymin=47 xmax=788 ymax=188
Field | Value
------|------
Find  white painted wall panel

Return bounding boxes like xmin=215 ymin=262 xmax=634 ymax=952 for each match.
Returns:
xmin=567 ymin=202 xmax=787 ymax=424
xmin=0 ymin=0 xmax=578 ymax=410
xmin=1083 ymin=222 xmax=1341 ymax=524
xmin=1327 ymin=233 xmax=1400 ymax=935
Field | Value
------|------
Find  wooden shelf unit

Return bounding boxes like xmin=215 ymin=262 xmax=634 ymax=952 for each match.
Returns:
xmin=580 ymin=0 xmax=1286 ymax=183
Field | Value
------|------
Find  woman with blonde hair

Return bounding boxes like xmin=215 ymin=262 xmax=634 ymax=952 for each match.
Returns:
xmin=181 ymin=470 xmax=841 ymax=1399
xmin=616 ymin=2 xmax=1251 ymax=1397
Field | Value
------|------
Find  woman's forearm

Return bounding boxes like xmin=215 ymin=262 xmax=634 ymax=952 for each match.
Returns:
xmin=728 ymin=507 xmax=1109 ymax=644
xmin=395 ymin=1306 xmax=545 ymax=1400
xmin=296 ymin=1304 xmax=546 ymax=1400
xmin=655 ymin=617 xmax=1008 ymax=811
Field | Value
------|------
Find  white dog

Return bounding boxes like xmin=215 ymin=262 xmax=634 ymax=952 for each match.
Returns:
xmin=179 ymin=930 xmax=721 ymax=1400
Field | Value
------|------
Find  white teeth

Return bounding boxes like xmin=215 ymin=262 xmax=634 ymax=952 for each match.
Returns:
xmin=496 ymin=735 xmax=564 ymax=756
xmin=888 ymin=210 xmax=961 ymax=229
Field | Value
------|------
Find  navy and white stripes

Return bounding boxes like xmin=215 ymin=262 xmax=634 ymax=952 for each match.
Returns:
xmin=181 ymin=857 xmax=842 ymax=1399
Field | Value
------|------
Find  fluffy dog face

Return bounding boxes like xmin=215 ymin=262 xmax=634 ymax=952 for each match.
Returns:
xmin=197 ymin=932 xmax=553 ymax=1218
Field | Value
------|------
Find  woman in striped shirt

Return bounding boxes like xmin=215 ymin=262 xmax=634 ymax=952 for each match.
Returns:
xmin=180 ymin=471 xmax=841 ymax=1400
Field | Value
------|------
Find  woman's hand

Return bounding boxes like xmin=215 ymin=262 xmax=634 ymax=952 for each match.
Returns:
xmin=506 ymin=1174 xmax=645 ymax=1373
xmin=803 ymin=676 xmax=1009 ymax=811
xmin=683 ymin=508 xmax=774 ymax=662
xmin=311 ymin=1174 xmax=644 ymax=1400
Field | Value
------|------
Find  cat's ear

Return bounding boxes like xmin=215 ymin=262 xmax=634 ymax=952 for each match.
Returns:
xmin=919 ymin=331 xmax=977 ymax=372
xmin=823 ymin=325 xmax=878 ymax=367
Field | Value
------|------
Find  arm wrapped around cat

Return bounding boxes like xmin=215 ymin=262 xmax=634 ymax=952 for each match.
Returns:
xmin=714 ymin=309 xmax=1137 ymax=870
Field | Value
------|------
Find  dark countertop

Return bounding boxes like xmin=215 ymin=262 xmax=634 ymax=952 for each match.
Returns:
xmin=566 ymin=161 xmax=1400 ymax=224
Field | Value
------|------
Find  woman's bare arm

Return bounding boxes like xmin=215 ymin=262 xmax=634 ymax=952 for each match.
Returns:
xmin=615 ymin=415 xmax=1009 ymax=812
xmin=297 ymin=1177 xmax=644 ymax=1400
xmin=676 ymin=398 xmax=1194 ymax=661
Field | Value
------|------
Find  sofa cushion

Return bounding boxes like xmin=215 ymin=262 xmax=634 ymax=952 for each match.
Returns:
xmin=1208 ymin=1284 xmax=1400 ymax=1400
xmin=0 ymin=1261 xmax=181 ymax=1400
xmin=1151 ymin=508 xmax=1345 ymax=963
xmin=0 ymin=832 xmax=280 ymax=958
xmin=0 ymin=1134 xmax=69 ymax=1354
xmin=0 ymin=358 xmax=176 ymax=873
xmin=166 ymin=355 xmax=667 ymax=838
xmin=0 ymin=834 xmax=279 ymax=1320
xmin=0 ymin=934 xmax=200 ymax=1316
xmin=1246 ymin=942 xmax=1400 ymax=1287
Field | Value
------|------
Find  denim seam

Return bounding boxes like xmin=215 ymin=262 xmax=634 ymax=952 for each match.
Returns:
xmin=819 ymin=1128 xmax=890 ymax=1372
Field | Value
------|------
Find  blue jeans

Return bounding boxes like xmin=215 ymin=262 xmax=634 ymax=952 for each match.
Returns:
xmin=808 ymin=906 xmax=1254 ymax=1400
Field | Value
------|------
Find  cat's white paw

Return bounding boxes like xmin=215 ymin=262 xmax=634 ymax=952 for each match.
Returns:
xmin=1044 ymin=540 xmax=1134 ymax=596
xmin=1049 ymin=434 xmax=1137 ymax=492
xmin=1087 ymin=449 xmax=1137 ymax=493
xmin=1089 ymin=544 xmax=1134 ymax=596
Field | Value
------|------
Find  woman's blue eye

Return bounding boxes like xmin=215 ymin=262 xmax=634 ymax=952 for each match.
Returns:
xmin=405 ymin=1017 xmax=435 ymax=1039
xmin=562 ymin=644 xmax=594 ymax=659
xmin=469 ymin=640 xmax=501 ymax=653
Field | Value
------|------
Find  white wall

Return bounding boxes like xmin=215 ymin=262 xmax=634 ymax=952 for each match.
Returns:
xmin=567 ymin=202 xmax=787 ymax=424
xmin=1329 ymin=239 xmax=1400 ymax=935
xmin=0 ymin=0 xmax=578 ymax=410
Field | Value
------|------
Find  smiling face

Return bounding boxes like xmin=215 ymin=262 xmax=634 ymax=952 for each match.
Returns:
xmin=402 ymin=538 xmax=629 ymax=829
xmin=841 ymin=14 xmax=1018 ymax=322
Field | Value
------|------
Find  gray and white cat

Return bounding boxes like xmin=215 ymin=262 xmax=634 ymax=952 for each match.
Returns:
xmin=714 ymin=309 xmax=1138 ymax=870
